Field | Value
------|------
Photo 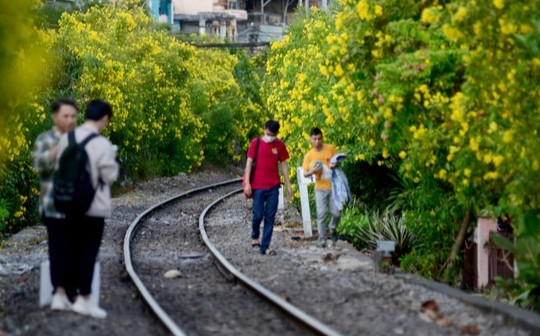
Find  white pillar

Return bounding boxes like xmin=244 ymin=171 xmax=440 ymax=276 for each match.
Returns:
xmin=231 ymin=18 xmax=237 ymax=41
xmin=297 ymin=167 xmax=314 ymax=238
xmin=476 ymin=217 xmax=497 ymax=288
xmin=278 ymin=185 xmax=284 ymax=210
xmin=220 ymin=20 xmax=226 ymax=39
xmin=199 ymin=18 xmax=206 ymax=35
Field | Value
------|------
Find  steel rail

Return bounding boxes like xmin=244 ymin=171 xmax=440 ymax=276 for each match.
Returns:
xmin=123 ymin=178 xmax=241 ymax=336
xmin=199 ymin=189 xmax=344 ymax=336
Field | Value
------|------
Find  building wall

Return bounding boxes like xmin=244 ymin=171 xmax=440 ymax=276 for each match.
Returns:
xmin=173 ymin=0 xmax=214 ymax=15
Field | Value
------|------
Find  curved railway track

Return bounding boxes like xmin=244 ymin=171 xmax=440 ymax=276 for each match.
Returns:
xmin=123 ymin=179 xmax=342 ymax=336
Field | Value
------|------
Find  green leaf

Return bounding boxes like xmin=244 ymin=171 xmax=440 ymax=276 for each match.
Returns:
xmin=490 ymin=232 xmax=515 ymax=253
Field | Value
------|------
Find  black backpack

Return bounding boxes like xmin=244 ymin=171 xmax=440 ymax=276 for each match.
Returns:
xmin=53 ymin=131 xmax=98 ymax=215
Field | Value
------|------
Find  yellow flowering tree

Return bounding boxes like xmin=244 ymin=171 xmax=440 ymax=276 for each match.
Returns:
xmin=262 ymin=7 xmax=339 ymax=197
xmin=0 ymin=0 xmax=48 ymax=232
xmin=1 ymin=2 xmax=264 ymax=234
xmin=52 ymin=5 xmax=260 ymax=178
xmin=263 ymin=0 xmax=540 ymax=286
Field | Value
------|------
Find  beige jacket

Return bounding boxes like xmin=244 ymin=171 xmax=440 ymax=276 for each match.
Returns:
xmin=56 ymin=123 xmax=119 ymax=218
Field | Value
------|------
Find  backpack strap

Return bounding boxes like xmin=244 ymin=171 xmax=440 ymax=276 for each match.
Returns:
xmin=249 ymin=138 xmax=261 ymax=183
xmin=79 ymin=133 xmax=98 ymax=147
xmin=67 ymin=131 xmax=76 ymax=146
xmin=253 ymin=137 xmax=260 ymax=164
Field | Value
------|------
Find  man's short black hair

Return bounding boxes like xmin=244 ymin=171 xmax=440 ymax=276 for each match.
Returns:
xmin=85 ymin=99 xmax=113 ymax=121
xmin=264 ymin=120 xmax=280 ymax=134
xmin=52 ymin=98 xmax=78 ymax=114
xmin=310 ymin=127 xmax=323 ymax=137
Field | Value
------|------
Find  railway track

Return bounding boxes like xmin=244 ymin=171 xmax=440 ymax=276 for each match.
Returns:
xmin=124 ymin=179 xmax=342 ymax=336
xmin=0 ymin=172 xmax=536 ymax=335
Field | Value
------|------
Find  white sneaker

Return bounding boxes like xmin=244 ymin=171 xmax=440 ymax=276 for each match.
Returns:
xmin=72 ymin=296 xmax=107 ymax=319
xmin=50 ymin=293 xmax=72 ymax=311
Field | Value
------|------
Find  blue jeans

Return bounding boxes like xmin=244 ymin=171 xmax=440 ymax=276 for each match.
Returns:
xmin=251 ymin=185 xmax=279 ymax=253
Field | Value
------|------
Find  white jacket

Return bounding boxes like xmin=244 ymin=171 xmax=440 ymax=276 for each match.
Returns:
xmin=56 ymin=123 xmax=119 ymax=218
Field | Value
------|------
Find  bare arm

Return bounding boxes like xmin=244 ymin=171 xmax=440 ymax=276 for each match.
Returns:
xmin=281 ymin=161 xmax=293 ymax=201
xmin=304 ymin=164 xmax=322 ymax=177
xmin=243 ymin=157 xmax=254 ymax=197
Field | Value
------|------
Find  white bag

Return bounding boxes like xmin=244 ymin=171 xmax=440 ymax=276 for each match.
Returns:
xmin=39 ymin=260 xmax=100 ymax=307
xmin=321 ymin=164 xmax=332 ymax=180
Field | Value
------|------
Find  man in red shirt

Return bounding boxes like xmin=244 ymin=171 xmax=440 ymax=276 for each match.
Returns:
xmin=243 ymin=120 xmax=293 ymax=255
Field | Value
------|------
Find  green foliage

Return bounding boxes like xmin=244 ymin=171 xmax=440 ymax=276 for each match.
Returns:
xmin=336 ymin=200 xmax=368 ymax=241
xmin=488 ymin=277 xmax=540 ymax=312
xmin=35 ymin=1 xmax=75 ymax=28
xmin=46 ymin=4 xmax=262 ymax=178
xmin=338 ymin=207 xmax=417 ymax=263
xmin=343 ymin=159 xmax=400 ymax=211
xmin=0 ymin=199 xmax=9 ymax=232
xmin=262 ymin=0 xmax=540 ymax=294
xmin=490 ymin=212 xmax=540 ymax=311
xmin=1 ymin=2 xmax=266 ymax=236
xmin=360 ymin=210 xmax=417 ymax=261
xmin=0 ymin=158 xmax=40 ymax=235
xmin=0 ymin=0 xmax=49 ymax=236
xmin=400 ymin=248 xmax=449 ymax=280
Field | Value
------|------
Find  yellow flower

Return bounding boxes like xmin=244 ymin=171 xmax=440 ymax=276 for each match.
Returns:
xmin=399 ymin=151 xmax=407 ymax=159
xmin=355 ymin=153 xmax=365 ymax=161
xmin=334 ymin=64 xmax=344 ymax=77
xmin=443 ymin=25 xmax=464 ymax=41
xmin=421 ymin=8 xmax=440 ymax=24
xmin=384 ymin=107 xmax=393 ymax=119
xmin=493 ymin=0 xmax=504 ymax=9
xmin=438 ymin=169 xmax=447 ymax=179
xmin=469 ymin=137 xmax=480 ymax=152
xmin=502 ymin=130 xmax=513 ymax=143
xmin=356 ymin=1 xmax=371 ymax=20
xmin=453 ymin=7 xmax=467 ymax=22
xmin=492 ymin=155 xmax=504 ymax=167
xmin=464 ymin=168 xmax=471 ymax=177
xmin=483 ymin=171 xmax=499 ymax=180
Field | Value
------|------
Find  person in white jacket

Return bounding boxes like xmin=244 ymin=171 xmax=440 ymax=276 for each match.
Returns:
xmin=55 ymin=99 xmax=119 ymax=318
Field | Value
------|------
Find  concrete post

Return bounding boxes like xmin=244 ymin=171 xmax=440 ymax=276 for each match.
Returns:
xmin=199 ymin=17 xmax=206 ymax=35
xmin=297 ymin=167 xmax=314 ymax=238
xmin=476 ymin=217 xmax=497 ymax=288
xmin=231 ymin=18 xmax=237 ymax=41
xmin=220 ymin=20 xmax=226 ymax=39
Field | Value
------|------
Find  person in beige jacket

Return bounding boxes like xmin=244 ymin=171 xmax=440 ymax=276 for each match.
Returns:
xmin=55 ymin=99 xmax=119 ymax=318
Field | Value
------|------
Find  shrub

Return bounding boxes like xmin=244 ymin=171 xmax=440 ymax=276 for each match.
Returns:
xmin=0 ymin=0 xmax=50 ymax=234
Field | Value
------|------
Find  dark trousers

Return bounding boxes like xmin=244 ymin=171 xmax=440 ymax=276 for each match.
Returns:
xmin=43 ymin=215 xmax=72 ymax=296
xmin=66 ymin=215 xmax=105 ymax=296
xmin=251 ymin=185 xmax=279 ymax=253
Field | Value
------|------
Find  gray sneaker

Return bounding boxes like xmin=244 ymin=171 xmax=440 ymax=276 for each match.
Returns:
xmin=317 ymin=241 xmax=326 ymax=248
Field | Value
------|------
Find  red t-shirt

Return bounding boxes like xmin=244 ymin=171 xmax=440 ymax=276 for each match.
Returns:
xmin=247 ymin=138 xmax=289 ymax=189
